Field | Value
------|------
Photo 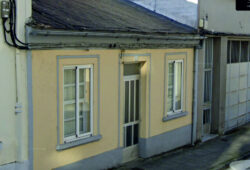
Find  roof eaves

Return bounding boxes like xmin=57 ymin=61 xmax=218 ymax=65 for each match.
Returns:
xmin=201 ymin=29 xmax=250 ymax=37
xmin=27 ymin=26 xmax=203 ymax=40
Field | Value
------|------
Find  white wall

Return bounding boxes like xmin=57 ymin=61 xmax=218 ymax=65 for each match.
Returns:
xmin=199 ymin=0 xmax=250 ymax=34
xmin=129 ymin=0 xmax=198 ymax=28
xmin=0 ymin=0 xmax=31 ymax=167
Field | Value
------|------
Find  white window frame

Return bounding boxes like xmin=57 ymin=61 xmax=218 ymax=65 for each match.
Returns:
xmin=167 ymin=60 xmax=184 ymax=116
xmin=63 ymin=65 xmax=94 ymax=143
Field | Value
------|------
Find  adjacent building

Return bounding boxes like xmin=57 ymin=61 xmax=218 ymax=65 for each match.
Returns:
xmin=0 ymin=0 xmax=31 ymax=169
xmin=197 ymin=0 xmax=250 ymax=140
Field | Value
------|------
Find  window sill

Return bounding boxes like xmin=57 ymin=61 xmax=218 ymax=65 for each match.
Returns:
xmin=162 ymin=111 xmax=188 ymax=122
xmin=56 ymin=135 xmax=102 ymax=151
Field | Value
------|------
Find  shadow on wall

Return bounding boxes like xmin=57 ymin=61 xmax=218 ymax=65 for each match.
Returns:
xmin=129 ymin=0 xmax=198 ymax=28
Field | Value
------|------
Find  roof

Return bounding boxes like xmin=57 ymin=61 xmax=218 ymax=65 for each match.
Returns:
xmin=31 ymin=0 xmax=196 ymax=35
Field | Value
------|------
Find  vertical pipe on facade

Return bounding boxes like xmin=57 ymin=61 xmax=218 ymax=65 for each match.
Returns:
xmin=192 ymin=47 xmax=199 ymax=145
xmin=15 ymin=49 xmax=20 ymax=104
xmin=15 ymin=48 xmax=24 ymax=165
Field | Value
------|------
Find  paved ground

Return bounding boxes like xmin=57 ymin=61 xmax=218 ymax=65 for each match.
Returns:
xmin=114 ymin=123 xmax=250 ymax=170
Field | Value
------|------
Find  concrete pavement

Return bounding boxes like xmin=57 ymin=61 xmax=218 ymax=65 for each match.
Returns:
xmin=114 ymin=123 xmax=250 ymax=170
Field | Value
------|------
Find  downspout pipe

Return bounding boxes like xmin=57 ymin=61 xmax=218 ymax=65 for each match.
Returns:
xmin=191 ymin=46 xmax=199 ymax=145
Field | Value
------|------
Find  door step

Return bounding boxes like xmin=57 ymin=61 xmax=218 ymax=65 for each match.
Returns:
xmin=201 ymin=134 xmax=218 ymax=142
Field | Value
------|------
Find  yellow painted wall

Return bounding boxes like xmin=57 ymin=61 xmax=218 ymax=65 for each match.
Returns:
xmin=32 ymin=48 xmax=193 ymax=170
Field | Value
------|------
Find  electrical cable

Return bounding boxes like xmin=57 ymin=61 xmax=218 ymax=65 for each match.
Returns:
xmin=12 ymin=0 xmax=29 ymax=46
xmin=2 ymin=0 xmax=29 ymax=49
xmin=2 ymin=19 xmax=15 ymax=47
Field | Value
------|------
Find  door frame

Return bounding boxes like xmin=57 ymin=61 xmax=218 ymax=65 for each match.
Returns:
xmin=117 ymin=54 xmax=151 ymax=160
xmin=122 ymin=74 xmax=140 ymax=163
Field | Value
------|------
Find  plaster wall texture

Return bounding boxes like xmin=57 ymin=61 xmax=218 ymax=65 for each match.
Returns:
xmin=31 ymin=48 xmax=193 ymax=170
xmin=199 ymin=0 xmax=250 ymax=34
xmin=0 ymin=0 xmax=31 ymax=166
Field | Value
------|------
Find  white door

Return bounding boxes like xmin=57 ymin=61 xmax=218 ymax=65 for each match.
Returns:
xmin=123 ymin=75 xmax=140 ymax=163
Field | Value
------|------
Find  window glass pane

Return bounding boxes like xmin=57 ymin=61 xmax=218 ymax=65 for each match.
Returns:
xmin=231 ymin=41 xmax=240 ymax=63
xmin=130 ymin=81 xmax=134 ymax=122
xmin=227 ymin=41 xmax=231 ymax=64
xmin=124 ymin=63 xmax=140 ymax=76
xmin=136 ymin=80 xmax=139 ymax=121
xmin=125 ymin=81 xmax=129 ymax=123
xmin=79 ymin=69 xmax=85 ymax=99
xmin=79 ymin=104 xmax=90 ymax=134
xmin=167 ymin=62 xmax=174 ymax=112
xmin=64 ymin=104 xmax=75 ymax=119
xmin=64 ymin=104 xmax=76 ymax=137
xmin=64 ymin=69 xmax=76 ymax=84
xmin=205 ymin=38 xmax=213 ymax=69
xmin=64 ymin=68 xmax=76 ymax=101
xmin=204 ymin=71 xmax=212 ymax=103
xmin=79 ymin=68 xmax=91 ymax=135
xmin=175 ymin=62 xmax=182 ymax=110
xmin=241 ymin=41 xmax=248 ymax=62
xmin=64 ymin=119 xmax=76 ymax=138
xmin=64 ymin=68 xmax=76 ymax=138
xmin=64 ymin=86 xmax=75 ymax=101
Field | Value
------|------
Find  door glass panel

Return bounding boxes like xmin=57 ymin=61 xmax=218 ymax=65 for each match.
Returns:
xmin=136 ymin=80 xmax=139 ymax=121
xmin=125 ymin=81 xmax=129 ymax=123
xmin=134 ymin=124 xmax=139 ymax=145
xmin=126 ymin=126 xmax=132 ymax=147
xmin=175 ymin=62 xmax=182 ymax=110
xmin=203 ymin=109 xmax=211 ymax=135
xmin=205 ymin=38 xmax=213 ymax=69
xmin=124 ymin=76 xmax=140 ymax=148
xmin=204 ymin=71 xmax=212 ymax=103
xmin=130 ymin=81 xmax=134 ymax=122
xmin=203 ymin=109 xmax=211 ymax=124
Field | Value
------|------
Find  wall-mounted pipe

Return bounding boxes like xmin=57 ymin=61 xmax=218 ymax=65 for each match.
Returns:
xmin=191 ymin=46 xmax=199 ymax=145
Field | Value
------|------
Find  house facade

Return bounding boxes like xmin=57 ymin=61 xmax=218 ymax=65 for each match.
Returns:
xmin=3 ymin=0 xmax=249 ymax=170
xmin=0 ymin=0 xmax=31 ymax=169
xmin=24 ymin=0 xmax=201 ymax=169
